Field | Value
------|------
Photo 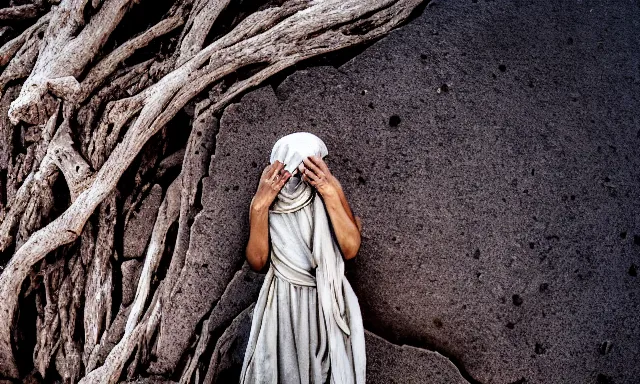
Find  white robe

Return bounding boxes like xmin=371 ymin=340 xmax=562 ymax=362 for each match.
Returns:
xmin=240 ymin=173 xmax=365 ymax=384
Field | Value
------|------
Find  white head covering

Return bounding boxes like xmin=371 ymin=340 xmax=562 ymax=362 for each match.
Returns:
xmin=269 ymin=132 xmax=329 ymax=212
xmin=269 ymin=131 xmax=329 ymax=176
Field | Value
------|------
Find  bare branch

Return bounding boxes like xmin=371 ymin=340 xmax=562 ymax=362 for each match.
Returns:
xmin=75 ymin=15 xmax=185 ymax=102
xmin=8 ymin=0 xmax=136 ymax=125
xmin=176 ymin=0 xmax=231 ymax=66
xmin=0 ymin=4 xmax=42 ymax=21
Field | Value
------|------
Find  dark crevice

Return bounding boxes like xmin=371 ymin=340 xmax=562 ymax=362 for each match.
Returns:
xmin=154 ymin=219 xmax=180 ymax=284
xmin=169 ymin=298 xmax=220 ymax=382
xmin=0 ymin=232 xmax=16 ymax=269
xmin=14 ymin=278 xmax=38 ymax=377
xmin=10 ymin=122 xmax=27 ymax=159
xmin=265 ymin=0 xmax=432 ymax=91
xmin=49 ymin=169 xmax=72 ymax=220
xmin=0 ymin=168 xmax=7 ymax=208
xmin=365 ymin=328 xmax=481 ymax=384
xmin=202 ymin=0 xmax=289 ymax=49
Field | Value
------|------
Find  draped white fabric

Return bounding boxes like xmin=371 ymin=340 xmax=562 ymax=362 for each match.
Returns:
xmin=240 ymin=132 xmax=365 ymax=384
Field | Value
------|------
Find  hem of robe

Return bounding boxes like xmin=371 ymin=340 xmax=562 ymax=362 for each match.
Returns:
xmin=240 ymin=268 xmax=365 ymax=384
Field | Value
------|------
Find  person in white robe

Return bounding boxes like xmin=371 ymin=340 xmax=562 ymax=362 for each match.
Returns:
xmin=240 ymin=132 xmax=366 ymax=384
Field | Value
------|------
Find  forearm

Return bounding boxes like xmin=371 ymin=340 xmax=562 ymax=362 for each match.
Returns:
xmin=245 ymin=199 xmax=270 ymax=271
xmin=322 ymin=185 xmax=361 ymax=260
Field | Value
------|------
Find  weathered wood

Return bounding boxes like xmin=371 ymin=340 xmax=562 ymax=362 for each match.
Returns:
xmin=0 ymin=5 xmax=42 ymax=21
xmin=8 ymin=0 xmax=136 ymax=125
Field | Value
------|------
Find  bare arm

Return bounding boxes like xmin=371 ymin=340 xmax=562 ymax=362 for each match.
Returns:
xmin=245 ymin=161 xmax=291 ymax=271
xmin=302 ymin=156 xmax=362 ymax=260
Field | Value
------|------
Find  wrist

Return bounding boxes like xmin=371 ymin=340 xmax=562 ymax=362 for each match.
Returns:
xmin=319 ymin=183 xmax=340 ymax=201
xmin=251 ymin=197 xmax=270 ymax=213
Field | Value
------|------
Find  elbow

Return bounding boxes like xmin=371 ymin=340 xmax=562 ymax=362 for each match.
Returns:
xmin=247 ymin=259 xmax=263 ymax=272
xmin=246 ymin=246 xmax=268 ymax=271
xmin=342 ymin=216 xmax=363 ymax=260
xmin=343 ymin=234 xmax=361 ymax=260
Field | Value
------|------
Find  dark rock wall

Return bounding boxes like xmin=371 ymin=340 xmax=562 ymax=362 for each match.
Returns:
xmin=161 ymin=0 xmax=640 ymax=382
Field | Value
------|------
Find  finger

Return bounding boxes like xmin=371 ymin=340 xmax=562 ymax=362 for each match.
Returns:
xmin=278 ymin=170 xmax=290 ymax=180
xmin=302 ymin=172 xmax=314 ymax=185
xmin=268 ymin=162 xmax=285 ymax=181
xmin=307 ymin=155 xmax=324 ymax=169
xmin=269 ymin=160 xmax=282 ymax=169
xmin=265 ymin=163 xmax=277 ymax=179
xmin=278 ymin=172 xmax=291 ymax=186
xmin=312 ymin=155 xmax=331 ymax=173
xmin=302 ymin=157 xmax=323 ymax=178
xmin=303 ymin=167 xmax=319 ymax=182
xmin=274 ymin=161 xmax=285 ymax=177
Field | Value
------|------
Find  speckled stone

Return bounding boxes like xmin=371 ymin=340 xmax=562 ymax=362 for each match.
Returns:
xmin=122 ymin=184 xmax=163 ymax=260
xmin=120 ymin=259 xmax=142 ymax=307
xmin=365 ymin=331 xmax=468 ymax=384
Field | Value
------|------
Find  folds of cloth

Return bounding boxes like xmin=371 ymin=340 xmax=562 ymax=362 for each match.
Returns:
xmin=240 ymin=171 xmax=365 ymax=384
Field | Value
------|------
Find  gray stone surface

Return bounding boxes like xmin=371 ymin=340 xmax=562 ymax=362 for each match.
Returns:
xmin=121 ymin=259 xmax=142 ymax=307
xmin=204 ymin=263 xmax=264 ymax=341
xmin=162 ymin=0 xmax=640 ymax=382
xmin=365 ymin=330 xmax=467 ymax=384
xmin=203 ymin=304 xmax=255 ymax=384
xmin=123 ymin=184 xmax=163 ymax=260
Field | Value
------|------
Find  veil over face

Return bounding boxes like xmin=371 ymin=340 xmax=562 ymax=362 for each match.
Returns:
xmin=270 ymin=132 xmax=328 ymax=186
xmin=269 ymin=132 xmax=329 ymax=209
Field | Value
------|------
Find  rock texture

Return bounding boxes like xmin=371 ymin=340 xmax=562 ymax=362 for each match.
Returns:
xmin=123 ymin=184 xmax=163 ymax=260
xmin=155 ymin=0 xmax=640 ymax=382
xmin=365 ymin=331 xmax=468 ymax=384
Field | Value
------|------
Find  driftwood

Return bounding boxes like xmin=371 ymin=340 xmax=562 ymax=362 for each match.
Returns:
xmin=0 ymin=0 xmax=424 ymax=381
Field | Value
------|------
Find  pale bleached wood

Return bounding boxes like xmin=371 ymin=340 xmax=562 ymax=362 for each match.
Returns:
xmin=8 ymin=0 xmax=136 ymax=125
xmin=0 ymin=4 xmax=41 ymax=21
xmin=82 ymin=193 xmax=117 ymax=371
xmin=75 ymin=15 xmax=185 ymax=103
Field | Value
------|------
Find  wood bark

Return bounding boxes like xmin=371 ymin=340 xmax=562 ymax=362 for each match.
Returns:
xmin=0 ymin=0 xmax=424 ymax=381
